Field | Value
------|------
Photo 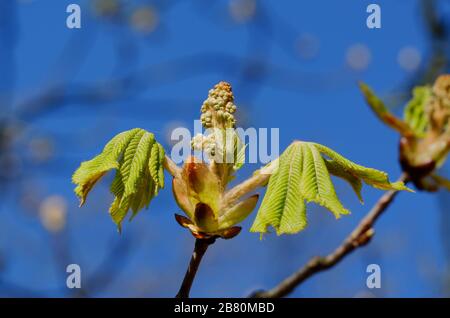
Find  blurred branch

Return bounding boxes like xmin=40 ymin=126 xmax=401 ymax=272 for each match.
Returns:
xmin=16 ymin=52 xmax=357 ymax=122
xmin=252 ymin=173 xmax=410 ymax=298
xmin=386 ymin=0 xmax=449 ymax=107
xmin=0 ymin=233 xmax=134 ymax=297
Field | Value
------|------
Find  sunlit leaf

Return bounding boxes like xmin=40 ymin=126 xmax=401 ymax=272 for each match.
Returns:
xmin=403 ymin=86 xmax=432 ymax=137
xmin=250 ymin=143 xmax=307 ymax=235
xmin=72 ymin=128 xmax=165 ymax=231
xmin=359 ymin=82 xmax=414 ymax=137
xmin=312 ymin=143 xmax=410 ymax=191
xmin=251 ymin=141 xmax=410 ymax=236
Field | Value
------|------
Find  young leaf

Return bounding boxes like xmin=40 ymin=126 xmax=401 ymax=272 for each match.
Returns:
xmin=233 ymin=136 xmax=246 ymax=171
xmin=251 ymin=141 xmax=410 ymax=236
xmin=149 ymin=142 xmax=165 ymax=189
xmin=324 ymin=158 xmax=363 ymax=203
xmin=72 ymin=128 xmax=166 ymax=231
xmin=72 ymin=128 xmax=142 ymax=206
xmin=359 ymin=82 xmax=414 ymax=137
xmin=250 ymin=144 xmax=307 ymax=235
xmin=312 ymin=143 xmax=410 ymax=191
xmin=403 ymin=86 xmax=432 ymax=137
xmin=110 ymin=131 xmax=156 ymax=227
xmin=300 ymin=143 xmax=349 ymax=218
xmin=157 ymin=144 xmax=165 ymax=188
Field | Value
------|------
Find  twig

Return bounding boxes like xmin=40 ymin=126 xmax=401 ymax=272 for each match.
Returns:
xmin=176 ymin=237 xmax=216 ymax=298
xmin=252 ymin=173 xmax=410 ymax=298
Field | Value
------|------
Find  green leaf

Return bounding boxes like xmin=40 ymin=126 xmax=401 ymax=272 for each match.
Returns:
xmin=251 ymin=141 xmax=410 ymax=236
xmin=324 ymin=159 xmax=363 ymax=203
xmin=233 ymin=137 xmax=246 ymax=171
xmin=149 ymin=142 xmax=165 ymax=189
xmin=72 ymin=128 xmax=166 ymax=231
xmin=157 ymin=144 xmax=165 ymax=188
xmin=403 ymin=86 xmax=432 ymax=137
xmin=312 ymin=143 xmax=410 ymax=191
xmin=72 ymin=128 xmax=141 ymax=206
xmin=359 ymin=82 xmax=414 ymax=137
xmin=300 ymin=143 xmax=349 ymax=218
xmin=111 ymin=131 xmax=155 ymax=227
xmin=250 ymin=143 xmax=307 ymax=235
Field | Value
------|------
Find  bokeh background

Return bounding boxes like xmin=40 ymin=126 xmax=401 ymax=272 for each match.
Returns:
xmin=0 ymin=0 xmax=449 ymax=297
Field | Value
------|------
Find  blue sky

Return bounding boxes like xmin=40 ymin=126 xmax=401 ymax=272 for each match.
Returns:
xmin=0 ymin=0 xmax=449 ymax=297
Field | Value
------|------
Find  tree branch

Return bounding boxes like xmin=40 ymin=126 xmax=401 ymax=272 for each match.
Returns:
xmin=252 ymin=173 xmax=410 ymax=298
xmin=176 ymin=238 xmax=215 ymax=298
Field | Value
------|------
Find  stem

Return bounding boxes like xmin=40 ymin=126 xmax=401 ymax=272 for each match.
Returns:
xmin=163 ymin=155 xmax=182 ymax=179
xmin=252 ymin=173 xmax=409 ymax=298
xmin=176 ymin=238 xmax=215 ymax=298
xmin=222 ymin=159 xmax=278 ymax=208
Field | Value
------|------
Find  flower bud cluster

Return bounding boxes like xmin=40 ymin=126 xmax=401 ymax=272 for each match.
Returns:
xmin=200 ymin=82 xmax=237 ymax=129
xmin=191 ymin=133 xmax=217 ymax=158
xmin=426 ymin=75 xmax=450 ymax=132
xmin=432 ymin=75 xmax=450 ymax=109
